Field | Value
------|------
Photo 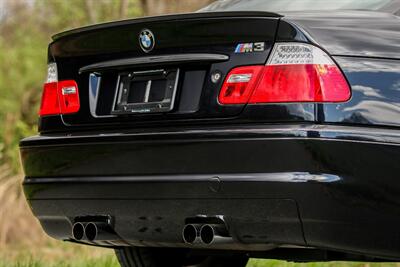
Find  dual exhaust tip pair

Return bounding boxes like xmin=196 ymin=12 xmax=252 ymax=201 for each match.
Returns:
xmin=182 ymin=224 xmax=232 ymax=245
xmin=74 ymin=221 xmax=231 ymax=244
xmin=72 ymin=222 xmax=112 ymax=242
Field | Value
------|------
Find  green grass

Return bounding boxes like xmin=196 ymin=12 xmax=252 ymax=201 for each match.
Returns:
xmin=0 ymin=243 xmax=119 ymax=267
xmin=2 ymin=258 xmax=400 ymax=267
xmin=0 ymin=255 xmax=119 ymax=267
xmin=249 ymin=259 xmax=400 ymax=267
xmin=1 ymin=244 xmax=400 ymax=267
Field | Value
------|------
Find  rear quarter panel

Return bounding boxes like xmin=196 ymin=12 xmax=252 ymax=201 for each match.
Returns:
xmin=278 ymin=12 xmax=400 ymax=128
xmin=282 ymin=11 xmax=400 ymax=60
xmin=323 ymin=57 xmax=400 ymax=127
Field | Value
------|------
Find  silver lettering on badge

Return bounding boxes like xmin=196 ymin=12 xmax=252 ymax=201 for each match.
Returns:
xmin=253 ymin=42 xmax=265 ymax=52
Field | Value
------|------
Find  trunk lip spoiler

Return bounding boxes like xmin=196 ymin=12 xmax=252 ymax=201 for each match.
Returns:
xmin=78 ymin=53 xmax=229 ymax=74
xmin=52 ymin=11 xmax=283 ymax=41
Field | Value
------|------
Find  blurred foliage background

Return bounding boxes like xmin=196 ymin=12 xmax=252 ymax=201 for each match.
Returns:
xmin=0 ymin=0 xmax=212 ymax=250
xmin=1 ymin=1 xmax=399 ymax=267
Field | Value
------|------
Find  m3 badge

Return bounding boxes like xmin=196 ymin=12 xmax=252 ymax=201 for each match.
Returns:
xmin=235 ymin=42 xmax=265 ymax=53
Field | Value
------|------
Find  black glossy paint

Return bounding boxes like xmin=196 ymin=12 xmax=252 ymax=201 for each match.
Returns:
xmin=275 ymin=14 xmax=400 ymax=127
xmin=282 ymin=11 xmax=400 ymax=60
xmin=326 ymin=57 xmax=400 ymax=127
xmin=21 ymin=124 xmax=400 ymax=259
xmin=78 ymin=53 xmax=229 ymax=73
xmin=39 ymin=11 xmax=400 ymax=132
xmin=20 ymin=5 xmax=400 ymax=262
xmin=49 ymin=13 xmax=280 ymax=129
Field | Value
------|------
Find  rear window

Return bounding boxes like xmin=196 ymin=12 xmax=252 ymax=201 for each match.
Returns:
xmin=201 ymin=0 xmax=395 ymax=13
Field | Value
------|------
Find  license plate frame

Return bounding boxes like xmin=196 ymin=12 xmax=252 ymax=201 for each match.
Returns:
xmin=112 ymin=69 xmax=179 ymax=115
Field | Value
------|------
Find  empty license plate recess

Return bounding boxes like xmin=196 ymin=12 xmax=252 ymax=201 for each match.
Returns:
xmin=112 ymin=69 xmax=179 ymax=114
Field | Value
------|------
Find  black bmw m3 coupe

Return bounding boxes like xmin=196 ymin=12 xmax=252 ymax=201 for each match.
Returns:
xmin=19 ymin=0 xmax=400 ymax=266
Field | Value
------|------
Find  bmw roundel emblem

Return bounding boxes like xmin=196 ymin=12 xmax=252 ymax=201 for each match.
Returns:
xmin=139 ymin=29 xmax=155 ymax=53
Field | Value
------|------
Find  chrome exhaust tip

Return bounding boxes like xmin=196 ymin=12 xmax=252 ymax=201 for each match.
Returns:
xmin=84 ymin=222 xmax=98 ymax=241
xmin=199 ymin=224 xmax=214 ymax=244
xmin=84 ymin=222 xmax=119 ymax=242
xmin=72 ymin=222 xmax=85 ymax=241
xmin=182 ymin=224 xmax=201 ymax=244
xmin=200 ymin=224 xmax=233 ymax=245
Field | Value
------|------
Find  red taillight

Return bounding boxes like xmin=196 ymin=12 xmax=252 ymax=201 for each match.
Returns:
xmin=249 ymin=64 xmax=350 ymax=103
xmin=39 ymin=80 xmax=80 ymax=116
xmin=218 ymin=43 xmax=351 ymax=105
xmin=39 ymin=63 xmax=80 ymax=116
xmin=40 ymin=82 xmax=59 ymax=116
xmin=218 ymin=66 xmax=264 ymax=104
xmin=58 ymin=80 xmax=80 ymax=114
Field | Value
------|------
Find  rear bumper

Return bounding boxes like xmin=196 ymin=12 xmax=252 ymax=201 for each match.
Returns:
xmin=20 ymin=124 xmax=400 ymax=259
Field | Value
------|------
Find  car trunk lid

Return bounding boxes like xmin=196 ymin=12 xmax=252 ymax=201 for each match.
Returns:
xmin=49 ymin=12 xmax=281 ymax=127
